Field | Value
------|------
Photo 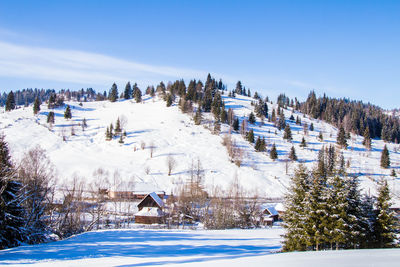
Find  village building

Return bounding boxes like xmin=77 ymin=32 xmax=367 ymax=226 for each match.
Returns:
xmin=135 ymin=192 xmax=166 ymax=224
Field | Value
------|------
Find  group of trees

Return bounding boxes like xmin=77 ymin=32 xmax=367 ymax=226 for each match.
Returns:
xmin=0 ymin=136 xmax=56 ymax=249
xmin=301 ymin=91 xmax=400 ymax=143
xmin=283 ymin=152 xmax=398 ymax=251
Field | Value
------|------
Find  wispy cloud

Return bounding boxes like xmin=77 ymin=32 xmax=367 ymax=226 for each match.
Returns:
xmin=0 ymin=41 xmax=214 ymax=88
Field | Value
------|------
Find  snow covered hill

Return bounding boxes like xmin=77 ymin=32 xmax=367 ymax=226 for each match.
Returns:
xmin=1 ymin=93 xmax=399 ymax=202
xmin=0 ymin=228 xmax=399 ymax=267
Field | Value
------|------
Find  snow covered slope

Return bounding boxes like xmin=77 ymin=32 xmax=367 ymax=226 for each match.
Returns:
xmin=0 ymin=228 xmax=398 ymax=267
xmin=1 ymin=94 xmax=399 ymax=201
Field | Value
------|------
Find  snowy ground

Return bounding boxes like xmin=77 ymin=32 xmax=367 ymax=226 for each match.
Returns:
xmin=0 ymin=94 xmax=399 ymax=202
xmin=1 ymin=228 xmax=399 ymax=267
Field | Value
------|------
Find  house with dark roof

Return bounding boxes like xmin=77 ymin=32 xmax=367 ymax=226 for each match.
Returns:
xmin=135 ymin=192 xmax=165 ymax=224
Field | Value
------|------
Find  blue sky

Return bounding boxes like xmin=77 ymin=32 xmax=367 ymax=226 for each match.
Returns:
xmin=0 ymin=0 xmax=399 ymax=108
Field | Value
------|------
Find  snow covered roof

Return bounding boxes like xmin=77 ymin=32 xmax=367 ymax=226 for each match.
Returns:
xmin=137 ymin=192 xmax=165 ymax=208
xmin=135 ymin=207 xmax=163 ymax=217
xmin=260 ymin=204 xmax=279 ymax=216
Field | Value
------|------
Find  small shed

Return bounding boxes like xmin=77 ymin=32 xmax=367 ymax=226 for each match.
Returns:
xmin=135 ymin=192 xmax=165 ymax=224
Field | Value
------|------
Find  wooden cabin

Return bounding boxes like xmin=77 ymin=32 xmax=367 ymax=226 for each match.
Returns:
xmin=135 ymin=192 xmax=165 ymax=224
xmin=260 ymin=204 xmax=279 ymax=226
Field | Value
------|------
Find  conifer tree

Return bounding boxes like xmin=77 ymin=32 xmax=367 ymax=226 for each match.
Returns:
xmin=271 ymin=109 xmax=276 ymax=122
xmin=282 ymin=164 xmax=310 ymax=251
xmin=64 ymin=105 xmax=72 ymax=119
xmin=309 ymin=122 xmax=314 ymax=131
xmin=109 ymin=83 xmax=118 ymax=102
xmin=337 ymin=126 xmax=348 ymax=148
xmin=233 ymin=118 xmax=239 ymax=131
xmin=300 ymin=137 xmax=307 ymax=148
xmin=166 ymin=94 xmax=173 ymax=107
xmin=194 ymin=108 xmax=202 ymax=125
xmin=248 ymin=112 xmax=256 ymax=124
xmin=118 ymin=135 xmax=124 ymax=144
xmin=278 ymin=112 xmax=286 ymax=130
xmin=380 ymin=145 xmax=390 ymax=168
xmin=33 ymin=97 xmax=40 ymax=115
xmin=362 ymin=127 xmax=372 ymax=149
xmin=0 ymin=135 xmax=26 ymax=249
xmin=47 ymin=111 xmax=55 ymax=124
xmin=134 ymin=86 xmax=142 ymax=103
xmin=289 ymin=146 xmax=297 ymax=161
xmin=247 ymin=129 xmax=255 ymax=143
xmin=109 ymin=123 xmax=114 ymax=137
xmin=124 ymin=82 xmax=132 ymax=99
xmin=283 ymin=124 xmax=292 ymax=141
xmin=373 ymin=180 xmax=397 ymax=248
xmin=115 ymin=117 xmax=121 ymax=134
xmin=318 ymin=131 xmax=323 ymax=141
xmin=270 ymin=143 xmax=278 ymax=160
xmin=5 ymin=91 xmax=16 ymax=111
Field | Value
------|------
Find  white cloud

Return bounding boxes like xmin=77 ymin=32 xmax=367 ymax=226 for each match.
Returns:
xmin=0 ymin=41 xmax=214 ymax=87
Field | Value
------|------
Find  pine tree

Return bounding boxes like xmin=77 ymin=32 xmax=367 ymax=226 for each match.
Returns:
xmin=64 ymin=105 xmax=72 ymax=119
xmin=362 ymin=127 xmax=372 ymax=149
xmin=5 ymin=91 xmax=16 ymax=111
xmin=309 ymin=123 xmax=314 ymax=131
xmin=109 ymin=123 xmax=114 ymax=137
xmin=271 ymin=109 xmax=276 ymax=122
xmin=166 ymin=94 xmax=173 ymax=107
xmin=248 ymin=112 xmax=256 ymax=124
xmin=134 ymin=86 xmax=142 ymax=103
xmin=337 ymin=126 xmax=348 ymax=148
xmin=33 ymin=97 xmax=40 ymax=115
xmin=194 ymin=108 xmax=202 ymax=125
xmin=318 ymin=132 xmax=323 ymax=141
xmin=124 ymin=82 xmax=132 ymax=99
xmin=380 ymin=145 xmax=390 ymax=168
xmin=289 ymin=146 xmax=297 ymax=161
xmin=373 ymin=180 xmax=397 ymax=248
xmin=118 ymin=135 xmax=124 ymax=144
xmin=0 ymin=135 xmax=26 ymax=249
xmin=283 ymin=124 xmax=292 ymax=141
xmin=282 ymin=164 xmax=310 ymax=251
xmin=278 ymin=112 xmax=286 ymax=130
xmin=233 ymin=118 xmax=239 ymax=131
xmin=115 ymin=117 xmax=121 ymax=134
xmin=300 ymin=137 xmax=307 ymax=148
xmin=270 ymin=143 xmax=278 ymax=160
xmin=391 ymin=169 xmax=396 ymax=177
xmin=47 ymin=111 xmax=55 ymax=124
xmin=109 ymin=83 xmax=118 ymax=102
xmin=247 ymin=129 xmax=255 ymax=143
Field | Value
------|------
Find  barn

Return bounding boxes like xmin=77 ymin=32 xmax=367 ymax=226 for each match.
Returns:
xmin=134 ymin=192 xmax=165 ymax=224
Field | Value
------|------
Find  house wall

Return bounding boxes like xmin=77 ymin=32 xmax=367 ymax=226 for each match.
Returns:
xmin=135 ymin=216 xmax=163 ymax=224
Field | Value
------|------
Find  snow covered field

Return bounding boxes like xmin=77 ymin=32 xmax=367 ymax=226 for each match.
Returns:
xmin=0 ymin=228 xmax=399 ymax=267
xmin=0 ymin=93 xmax=399 ymax=201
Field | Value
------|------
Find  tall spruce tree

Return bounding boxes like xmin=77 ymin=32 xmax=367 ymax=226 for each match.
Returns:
xmin=289 ymin=146 xmax=297 ymax=161
xmin=337 ymin=126 xmax=348 ymax=148
xmin=0 ymin=135 xmax=26 ymax=249
xmin=283 ymin=124 xmax=292 ymax=141
xmin=247 ymin=129 xmax=255 ymax=143
xmin=64 ymin=105 xmax=72 ymax=119
xmin=362 ymin=127 xmax=372 ymax=149
xmin=380 ymin=145 xmax=390 ymax=168
xmin=248 ymin=112 xmax=256 ymax=124
xmin=5 ymin=91 xmax=16 ymax=111
xmin=373 ymin=180 xmax=397 ymax=248
xmin=124 ymin=82 xmax=132 ymax=99
xmin=33 ymin=97 xmax=40 ymax=115
xmin=109 ymin=83 xmax=118 ymax=102
xmin=270 ymin=143 xmax=278 ymax=160
xmin=282 ymin=164 xmax=310 ymax=251
xmin=233 ymin=118 xmax=239 ymax=131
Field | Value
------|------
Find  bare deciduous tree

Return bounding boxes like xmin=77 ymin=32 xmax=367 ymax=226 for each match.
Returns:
xmin=166 ymin=154 xmax=176 ymax=176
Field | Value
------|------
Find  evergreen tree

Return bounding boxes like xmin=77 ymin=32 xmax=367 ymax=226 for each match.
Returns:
xmin=47 ymin=111 xmax=55 ymax=124
xmin=64 ymin=105 xmax=72 ymax=119
xmin=109 ymin=83 xmax=118 ymax=102
xmin=233 ymin=118 xmax=239 ymax=131
xmin=118 ymin=135 xmax=124 ymax=144
xmin=309 ymin=123 xmax=314 ymax=131
xmin=5 ymin=91 xmax=16 ymax=111
xmin=270 ymin=143 xmax=278 ymax=160
xmin=362 ymin=127 xmax=372 ymax=149
xmin=248 ymin=112 xmax=256 ymax=124
xmin=0 ymin=135 xmax=26 ymax=249
xmin=33 ymin=97 xmax=40 ymax=115
xmin=337 ymin=126 xmax=348 ymax=148
xmin=373 ymin=180 xmax=397 ymax=248
xmin=300 ymin=137 xmax=307 ymax=148
xmin=391 ymin=169 xmax=396 ymax=177
xmin=115 ymin=117 xmax=121 ymax=134
xmin=289 ymin=146 xmax=297 ymax=161
xmin=134 ymin=86 xmax=142 ymax=103
xmin=283 ymin=124 xmax=292 ymax=141
xmin=271 ymin=109 xmax=276 ymax=122
xmin=166 ymin=94 xmax=173 ymax=107
xmin=235 ymin=81 xmax=243 ymax=95
xmin=109 ymin=123 xmax=114 ymax=137
xmin=194 ymin=108 xmax=202 ymax=125
xmin=282 ymin=164 xmax=310 ymax=251
xmin=380 ymin=145 xmax=390 ymax=168
xmin=247 ymin=129 xmax=254 ymax=143
xmin=278 ymin=112 xmax=286 ymax=130
xmin=124 ymin=82 xmax=132 ymax=99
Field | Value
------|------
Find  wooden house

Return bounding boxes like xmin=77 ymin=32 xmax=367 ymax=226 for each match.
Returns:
xmin=260 ymin=204 xmax=279 ymax=226
xmin=135 ymin=192 xmax=165 ymax=224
